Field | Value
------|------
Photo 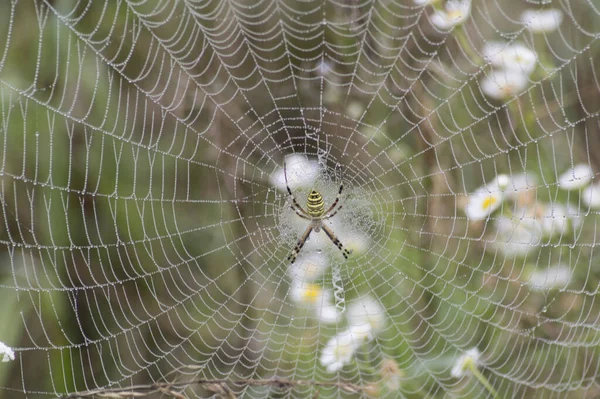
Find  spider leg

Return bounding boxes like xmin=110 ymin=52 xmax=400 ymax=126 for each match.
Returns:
xmin=322 ymin=205 xmax=343 ymax=220
xmin=321 ymin=224 xmax=351 ymax=259
xmin=288 ymin=226 xmax=313 ymax=264
xmin=322 ymin=181 xmax=344 ymax=216
xmin=284 ymin=162 xmax=311 ymax=217
xmin=293 ymin=208 xmax=311 ymax=220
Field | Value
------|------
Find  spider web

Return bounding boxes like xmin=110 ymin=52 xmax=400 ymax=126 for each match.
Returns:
xmin=0 ymin=0 xmax=599 ymax=398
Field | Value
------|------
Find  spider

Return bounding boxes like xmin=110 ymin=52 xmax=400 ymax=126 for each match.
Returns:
xmin=284 ymin=162 xmax=351 ymax=264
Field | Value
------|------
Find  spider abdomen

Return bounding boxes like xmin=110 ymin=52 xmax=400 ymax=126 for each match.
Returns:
xmin=306 ymin=190 xmax=325 ymax=217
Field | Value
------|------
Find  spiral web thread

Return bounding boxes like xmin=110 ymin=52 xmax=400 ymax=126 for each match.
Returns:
xmin=1 ymin=0 xmax=600 ymax=398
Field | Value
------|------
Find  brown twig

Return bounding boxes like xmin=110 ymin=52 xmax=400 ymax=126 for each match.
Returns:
xmin=58 ymin=378 xmax=365 ymax=399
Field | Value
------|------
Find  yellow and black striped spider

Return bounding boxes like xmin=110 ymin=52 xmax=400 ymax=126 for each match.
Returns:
xmin=284 ymin=163 xmax=351 ymax=264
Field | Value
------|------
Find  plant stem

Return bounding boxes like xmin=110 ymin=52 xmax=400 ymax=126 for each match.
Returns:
xmin=454 ymin=26 xmax=482 ymax=67
xmin=470 ymin=367 xmax=500 ymax=399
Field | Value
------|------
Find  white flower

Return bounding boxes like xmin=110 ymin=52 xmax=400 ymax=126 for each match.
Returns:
xmin=347 ymin=296 xmax=386 ymax=339
xmin=339 ymin=230 xmax=371 ymax=256
xmin=316 ymin=221 xmax=371 ymax=256
xmin=488 ymin=215 xmax=542 ymax=257
xmin=480 ymin=70 xmax=529 ymax=100
xmin=507 ymin=173 xmax=537 ymax=192
xmin=316 ymin=59 xmax=333 ymax=77
xmin=582 ymin=182 xmax=600 ymax=209
xmin=288 ymin=252 xmax=329 ymax=282
xmin=320 ymin=329 xmax=366 ymax=372
xmin=346 ymin=101 xmax=364 ymax=120
xmin=387 ymin=146 xmax=407 ymax=163
xmin=380 ymin=358 xmax=404 ymax=391
xmin=0 ymin=342 xmax=15 ymax=362
xmin=558 ymin=164 xmax=593 ymax=190
xmin=521 ymin=9 xmax=564 ymax=33
xmin=451 ymin=347 xmax=481 ymax=378
xmin=491 ymin=174 xmax=510 ymax=190
xmin=528 ymin=264 xmax=571 ymax=291
xmin=303 ymin=229 xmax=331 ymax=253
xmin=566 ymin=203 xmax=584 ymax=231
xmin=503 ymin=172 xmax=538 ymax=202
xmin=539 ymin=203 xmax=577 ymax=238
xmin=290 ymin=282 xmax=326 ymax=304
xmin=465 ymin=191 xmax=502 ymax=220
xmin=316 ymin=304 xmax=340 ymax=324
xmin=464 ymin=178 xmax=506 ymax=220
xmin=290 ymin=282 xmax=340 ymax=323
xmin=270 ymin=154 xmax=321 ymax=192
xmin=430 ymin=0 xmax=471 ymax=30
xmin=414 ymin=0 xmax=436 ymax=5
xmin=482 ymin=42 xmax=537 ymax=75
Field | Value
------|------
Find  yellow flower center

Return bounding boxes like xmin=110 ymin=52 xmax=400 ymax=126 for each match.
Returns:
xmin=482 ymin=195 xmax=497 ymax=210
xmin=370 ymin=317 xmax=383 ymax=330
xmin=501 ymin=85 xmax=515 ymax=96
xmin=461 ymin=355 xmax=476 ymax=373
xmin=301 ymin=284 xmax=322 ymax=303
xmin=447 ymin=10 xmax=464 ymax=20
xmin=334 ymin=344 xmax=352 ymax=358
